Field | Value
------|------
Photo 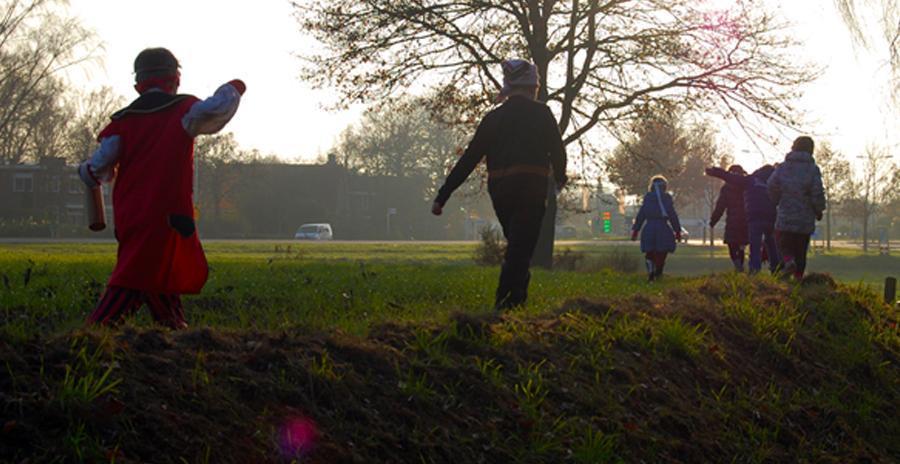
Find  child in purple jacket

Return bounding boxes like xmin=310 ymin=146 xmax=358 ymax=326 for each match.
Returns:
xmin=705 ymin=165 xmax=780 ymax=274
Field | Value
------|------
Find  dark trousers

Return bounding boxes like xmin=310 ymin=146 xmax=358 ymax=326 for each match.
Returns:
xmin=776 ymin=230 xmax=811 ymax=278
xmin=748 ymin=221 xmax=779 ymax=274
xmin=490 ymin=178 xmax=547 ymax=309
xmin=87 ymin=285 xmax=188 ymax=329
xmin=727 ymin=243 xmax=746 ymax=270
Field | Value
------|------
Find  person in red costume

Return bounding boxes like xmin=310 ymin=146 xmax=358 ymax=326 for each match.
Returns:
xmin=78 ymin=47 xmax=245 ymax=329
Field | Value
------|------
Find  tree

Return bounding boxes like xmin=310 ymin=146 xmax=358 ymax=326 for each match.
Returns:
xmin=332 ymin=97 xmax=468 ymax=199
xmin=841 ymin=144 xmax=897 ymax=252
xmin=194 ymin=132 xmax=255 ymax=233
xmin=62 ymin=87 xmax=126 ymax=163
xmin=606 ymin=110 xmax=728 ymax=211
xmin=0 ymin=0 xmax=99 ymax=163
xmin=295 ymin=0 xmax=813 ymax=267
xmin=815 ymin=142 xmax=852 ymax=250
xmin=835 ymin=0 xmax=900 ymax=93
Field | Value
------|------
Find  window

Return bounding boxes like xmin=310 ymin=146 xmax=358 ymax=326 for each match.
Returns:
xmin=13 ymin=174 xmax=33 ymax=192
xmin=67 ymin=210 xmax=83 ymax=224
xmin=50 ymin=175 xmax=60 ymax=193
xmin=68 ymin=175 xmax=83 ymax=194
xmin=350 ymin=191 xmax=372 ymax=211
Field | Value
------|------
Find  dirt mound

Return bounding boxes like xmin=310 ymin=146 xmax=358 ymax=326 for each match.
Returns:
xmin=2 ymin=274 xmax=899 ymax=463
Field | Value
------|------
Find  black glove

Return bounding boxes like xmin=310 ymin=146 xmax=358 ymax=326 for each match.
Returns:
xmin=168 ymin=214 xmax=196 ymax=238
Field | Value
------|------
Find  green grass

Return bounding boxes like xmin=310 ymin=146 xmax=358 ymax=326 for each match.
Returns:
xmin=0 ymin=241 xmax=895 ymax=340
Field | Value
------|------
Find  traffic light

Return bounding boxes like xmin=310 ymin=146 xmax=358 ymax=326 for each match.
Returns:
xmin=602 ymin=211 xmax=611 ymax=234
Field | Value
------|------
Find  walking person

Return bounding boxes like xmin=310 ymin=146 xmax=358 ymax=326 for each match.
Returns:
xmin=79 ymin=48 xmax=246 ymax=328
xmin=431 ymin=59 xmax=567 ymax=310
xmin=631 ymin=176 xmax=681 ymax=282
xmin=706 ymin=164 xmax=781 ymax=275
xmin=767 ymin=136 xmax=826 ymax=279
xmin=710 ymin=165 xmax=749 ymax=272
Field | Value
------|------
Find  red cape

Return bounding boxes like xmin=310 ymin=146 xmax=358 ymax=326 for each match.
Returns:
xmin=100 ymin=93 xmax=207 ymax=294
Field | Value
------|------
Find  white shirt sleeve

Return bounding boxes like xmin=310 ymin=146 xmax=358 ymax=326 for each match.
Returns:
xmin=78 ymin=135 xmax=121 ymax=187
xmin=182 ymin=82 xmax=242 ymax=137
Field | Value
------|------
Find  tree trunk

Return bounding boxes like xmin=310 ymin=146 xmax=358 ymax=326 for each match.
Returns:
xmin=863 ymin=212 xmax=869 ymax=253
xmin=826 ymin=204 xmax=832 ymax=251
xmin=531 ymin=44 xmax=556 ymax=269
xmin=532 ymin=178 xmax=557 ymax=269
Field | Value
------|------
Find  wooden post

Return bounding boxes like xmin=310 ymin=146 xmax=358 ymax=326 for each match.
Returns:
xmin=885 ymin=277 xmax=897 ymax=306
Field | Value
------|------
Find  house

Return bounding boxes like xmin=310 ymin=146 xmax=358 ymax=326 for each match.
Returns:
xmin=0 ymin=157 xmax=112 ymax=237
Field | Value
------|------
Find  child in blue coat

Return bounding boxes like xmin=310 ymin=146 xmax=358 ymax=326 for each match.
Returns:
xmin=631 ymin=176 xmax=681 ymax=281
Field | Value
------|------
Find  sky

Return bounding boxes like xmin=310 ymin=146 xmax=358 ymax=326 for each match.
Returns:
xmin=66 ymin=0 xmax=897 ymax=170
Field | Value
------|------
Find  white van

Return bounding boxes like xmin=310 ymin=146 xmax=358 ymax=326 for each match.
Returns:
xmin=294 ymin=223 xmax=333 ymax=240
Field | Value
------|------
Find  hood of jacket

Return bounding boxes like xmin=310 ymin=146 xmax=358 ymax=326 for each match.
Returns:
xmin=784 ymin=150 xmax=814 ymax=164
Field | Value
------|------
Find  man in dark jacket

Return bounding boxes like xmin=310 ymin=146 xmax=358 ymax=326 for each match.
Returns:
xmin=432 ymin=59 xmax=567 ymax=310
xmin=706 ymin=165 xmax=780 ymax=274
xmin=710 ymin=165 xmax=749 ymax=271
xmin=768 ymin=136 xmax=826 ymax=279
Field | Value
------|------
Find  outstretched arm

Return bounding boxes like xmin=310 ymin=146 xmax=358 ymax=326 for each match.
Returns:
xmin=434 ymin=117 xmax=491 ymax=207
xmin=705 ymin=167 xmax=750 ymax=188
xmin=182 ymin=79 xmax=246 ymax=137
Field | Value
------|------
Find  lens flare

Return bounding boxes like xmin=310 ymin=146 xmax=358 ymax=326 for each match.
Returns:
xmin=278 ymin=417 xmax=319 ymax=459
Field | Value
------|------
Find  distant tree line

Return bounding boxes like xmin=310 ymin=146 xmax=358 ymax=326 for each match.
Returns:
xmin=0 ymin=0 xmax=125 ymax=165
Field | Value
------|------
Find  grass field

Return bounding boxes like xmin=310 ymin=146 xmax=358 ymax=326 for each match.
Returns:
xmin=1 ymin=241 xmax=899 ymax=462
xmin=0 ymin=241 xmax=896 ymax=340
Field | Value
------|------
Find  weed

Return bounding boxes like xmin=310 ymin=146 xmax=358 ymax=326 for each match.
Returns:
xmin=572 ymin=428 xmax=620 ymax=464
xmin=397 ymin=367 xmax=435 ymax=400
xmin=191 ymin=351 xmax=210 ymax=389
xmin=653 ymin=317 xmax=706 ymax=358
xmin=406 ymin=327 xmax=451 ymax=365
xmin=528 ymin=414 xmax=569 ymax=455
xmin=514 ymin=360 xmax=549 ymax=420
xmin=491 ymin=317 xmax=531 ymax=346
xmin=57 ymin=339 xmax=122 ymax=410
xmin=310 ymin=349 xmax=341 ymax=381
xmin=61 ymin=420 xmax=104 ymax=462
xmin=473 ymin=356 xmax=504 ymax=387
xmin=609 ymin=314 xmax=653 ymax=351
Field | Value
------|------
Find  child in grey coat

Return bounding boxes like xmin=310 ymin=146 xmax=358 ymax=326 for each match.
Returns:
xmin=767 ymin=136 xmax=826 ymax=279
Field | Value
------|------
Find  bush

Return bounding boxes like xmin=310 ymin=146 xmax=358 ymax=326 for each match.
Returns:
xmin=554 ymin=248 xmax=639 ymax=273
xmin=553 ymin=248 xmax=586 ymax=271
xmin=596 ymin=248 xmax=639 ymax=273
xmin=474 ymin=227 xmax=506 ymax=266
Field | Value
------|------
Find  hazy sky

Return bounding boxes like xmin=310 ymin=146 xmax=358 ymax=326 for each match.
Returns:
xmin=67 ymin=0 xmax=896 ymax=169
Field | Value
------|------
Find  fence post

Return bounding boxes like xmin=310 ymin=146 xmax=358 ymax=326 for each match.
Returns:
xmin=886 ymin=277 xmax=897 ymax=306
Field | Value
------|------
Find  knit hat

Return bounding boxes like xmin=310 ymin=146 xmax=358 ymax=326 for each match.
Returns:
xmin=498 ymin=59 xmax=539 ymax=98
